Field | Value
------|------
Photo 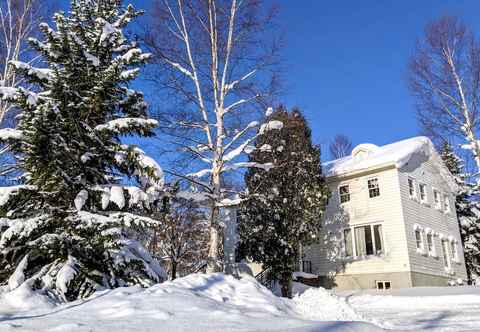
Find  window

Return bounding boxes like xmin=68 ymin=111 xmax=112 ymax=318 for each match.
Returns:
xmin=368 ymin=178 xmax=380 ymax=198
xmin=433 ymin=189 xmax=441 ymax=209
xmin=415 ymin=229 xmax=424 ymax=252
xmin=343 ymin=223 xmax=384 ymax=257
xmin=451 ymin=241 xmax=458 ymax=262
xmin=339 ymin=184 xmax=350 ymax=204
xmin=419 ymin=184 xmax=427 ymax=203
xmin=373 ymin=224 xmax=383 ymax=254
xmin=376 ymin=281 xmax=391 ymax=290
xmin=408 ymin=178 xmax=416 ymax=198
xmin=355 ymin=226 xmax=374 ymax=256
xmin=444 ymin=195 xmax=450 ymax=213
xmin=344 ymin=229 xmax=353 ymax=257
xmin=427 ymin=233 xmax=435 ymax=256
xmin=442 ymin=240 xmax=451 ymax=269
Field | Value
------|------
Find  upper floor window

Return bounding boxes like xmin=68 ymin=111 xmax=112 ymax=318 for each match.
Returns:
xmin=419 ymin=183 xmax=428 ymax=203
xmin=433 ymin=189 xmax=441 ymax=209
xmin=408 ymin=178 xmax=416 ymax=199
xmin=444 ymin=194 xmax=450 ymax=213
xmin=339 ymin=184 xmax=350 ymax=204
xmin=368 ymin=178 xmax=380 ymax=198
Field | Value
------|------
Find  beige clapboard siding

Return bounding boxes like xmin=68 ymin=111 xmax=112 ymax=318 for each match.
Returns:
xmin=305 ymin=166 xmax=411 ymax=276
xmin=398 ymin=155 xmax=467 ymax=280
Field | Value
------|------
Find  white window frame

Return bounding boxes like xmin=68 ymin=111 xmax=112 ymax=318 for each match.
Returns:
xmin=338 ymin=184 xmax=351 ymax=204
xmin=408 ymin=177 xmax=417 ymax=199
xmin=426 ymin=231 xmax=437 ymax=257
xmin=367 ymin=177 xmax=380 ymax=198
xmin=343 ymin=222 xmax=384 ymax=258
xmin=415 ymin=228 xmax=425 ymax=254
xmin=451 ymin=240 xmax=459 ymax=263
xmin=441 ymin=239 xmax=452 ymax=271
xmin=433 ymin=188 xmax=442 ymax=210
xmin=443 ymin=194 xmax=451 ymax=213
xmin=419 ymin=183 xmax=428 ymax=204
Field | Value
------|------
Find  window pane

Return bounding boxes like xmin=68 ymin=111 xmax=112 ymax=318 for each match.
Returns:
xmin=339 ymin=185 xmax=350 ymax=203
xmin=408 ymin=179 xmax=414 ymax=196
xmin=344 ymin=229 xmax=353 ymax=257
xmin=374 ymin=225 xmax=383 ymax=253
xmin=420 ymin=184 xmax=426 ymax=201
xmin=442 ymin=241 xmax=450 ymax=268
xmin=427 ymin=234 xmax=433 ymax=252
xmin=368 ymin=178 xmax=380 ymax=198
xmin=415 ymin=230 xmax=422 ymax=249
xmin=355 ymin=227 xmax=366 ymax=256
xmin=365 ymin=226 xmax=374 ymax=255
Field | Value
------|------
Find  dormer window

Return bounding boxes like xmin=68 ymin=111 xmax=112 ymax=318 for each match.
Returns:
xmin=368 ymin=178 xmax=380 ymax=198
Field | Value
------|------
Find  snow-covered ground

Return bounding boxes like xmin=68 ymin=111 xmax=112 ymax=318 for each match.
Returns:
xmin=0 ymin=273 xmax=381 ymax=332
xmin=2 ymin=274 xmax=479 ymax=331
xmin=339 ymin=286 xmax=480 ymax=331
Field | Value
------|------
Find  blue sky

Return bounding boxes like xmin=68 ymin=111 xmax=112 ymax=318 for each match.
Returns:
xmin=59 ymin=1 xmax=480 ymax=161
xmin=276 ymin=1 xmax=480 ymax=159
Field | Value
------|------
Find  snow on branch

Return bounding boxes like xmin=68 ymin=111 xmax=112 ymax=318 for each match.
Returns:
xmin=0 ymin=128 xmax=24 ymax=142
xmin=259 ymin=120 xmax=283 ymax=134
xmin=95 ymin=118 xmax=157 ymax=133
xmin=9 ymin=61 xmax=54 ymax=81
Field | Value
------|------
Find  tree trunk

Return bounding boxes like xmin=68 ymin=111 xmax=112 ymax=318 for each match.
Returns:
xmin=171 ymin=261 xmax=177 ymax=280
xmin=280 ymin=271 xmax=293 ymax=298
xmin=206 ymin=204 xmax=221 ymax=273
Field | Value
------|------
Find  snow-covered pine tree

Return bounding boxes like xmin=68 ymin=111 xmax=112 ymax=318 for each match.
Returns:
xmin=238 ymin=107 xmax=330 ymax=298
xmin=440 ymin=142 xmax=480 ymax=281
xmin=0 ymin=0 xmax=166 ymax=301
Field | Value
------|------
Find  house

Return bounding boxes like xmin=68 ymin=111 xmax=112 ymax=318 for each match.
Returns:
xmin=303 ymin=136 xmax=468 ymax=290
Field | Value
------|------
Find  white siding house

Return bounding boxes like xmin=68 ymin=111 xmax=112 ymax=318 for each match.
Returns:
xmin=304 ymin=136 xmax=468 ymax=290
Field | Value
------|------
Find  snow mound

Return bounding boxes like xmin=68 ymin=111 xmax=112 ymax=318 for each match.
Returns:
xmin=0 ymin=273 xmax=383 ymax=331
xmin=293 ymin=287 xmax=369 ymax=322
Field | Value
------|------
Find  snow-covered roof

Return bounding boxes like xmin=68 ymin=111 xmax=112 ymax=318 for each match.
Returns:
xmin=324 ymin=136 xmax=457 ymax=191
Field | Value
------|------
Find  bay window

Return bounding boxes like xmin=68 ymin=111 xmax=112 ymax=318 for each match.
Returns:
xmin=343 ymin=223 xmax=383 ymax=257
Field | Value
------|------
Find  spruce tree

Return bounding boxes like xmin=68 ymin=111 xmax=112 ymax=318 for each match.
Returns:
xmin=0 ymin=0 xmax=165 ymax=301
xmin=440 ymin=142 xmax=480 ymax=281
xmin=238 ymin=107 xmax=329 ymax=298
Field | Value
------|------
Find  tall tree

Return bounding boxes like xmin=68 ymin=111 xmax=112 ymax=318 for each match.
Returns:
xmin=409 ymin=15 xmax=480 ymax=175
xmin=440 ymin=142 xmax=480 ymax=281
xmin=0 ymin=0 xmax=56 ymax=125
xmin=329 ymin=134 xmax=353 ymax=159
xmin=238 ymin=107 xmax=329 ymax=298
xmin=0 ymin=0 xmax=165 ymax=301
xmin=141 ymin=0 xmax=282 ymax=272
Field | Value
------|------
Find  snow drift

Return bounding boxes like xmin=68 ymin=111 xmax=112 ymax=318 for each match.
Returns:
xmin=0 ymin=273 xmax=383 ymax=331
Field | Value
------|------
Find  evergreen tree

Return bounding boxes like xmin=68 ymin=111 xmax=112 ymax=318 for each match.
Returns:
xmin=440 ymin=143 xmax=480 ymax=281
xmin=238 ymin=107 xmax=329 ymax=298
xmin=0 ymin=0 xmax=165 ymax=301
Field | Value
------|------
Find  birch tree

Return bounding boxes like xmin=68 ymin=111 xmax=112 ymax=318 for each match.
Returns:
xmin=0 ymin=0 xmax=53 ymax=125
xmin=409 ymin=15 xmax=480 ymax=176
xmin=142 ymin=0 xmax=282 ymax=272
xmin=329 ymin=134 xmax=353 ymax=159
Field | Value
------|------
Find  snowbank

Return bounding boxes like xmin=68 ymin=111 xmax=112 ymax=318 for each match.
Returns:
xmin=341 ymin=286 xmax=480 ymax=331
xmin=0 ymin=273 xmax=382 ymax=331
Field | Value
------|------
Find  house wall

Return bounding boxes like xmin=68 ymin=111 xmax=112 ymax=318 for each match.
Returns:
xmin=397 ymin=154 xmax=468 ymax=282
xmin=304 ymin=165 xmax=412 ymax=288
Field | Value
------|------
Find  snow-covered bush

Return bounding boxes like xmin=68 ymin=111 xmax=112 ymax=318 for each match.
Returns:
xmin=0 ymin=0 xmax=165 ymax=301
